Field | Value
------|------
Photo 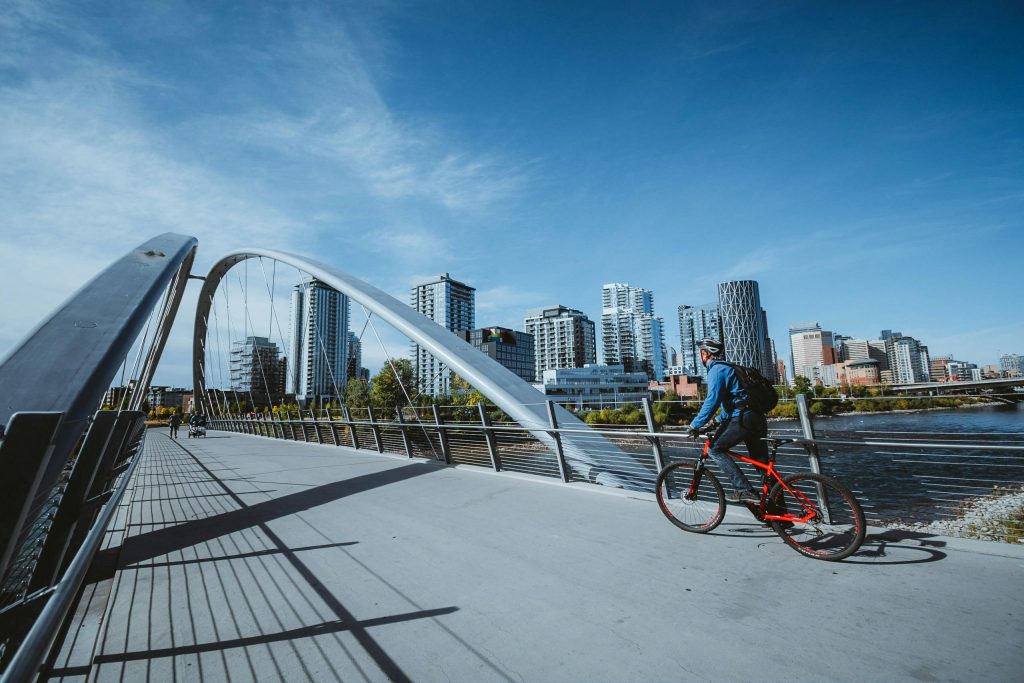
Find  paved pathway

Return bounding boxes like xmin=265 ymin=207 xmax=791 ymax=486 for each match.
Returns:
xmin=48 ymin=430 xmax=1024 ymax=682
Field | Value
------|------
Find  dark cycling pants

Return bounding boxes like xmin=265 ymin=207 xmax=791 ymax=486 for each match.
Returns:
xmin=708 ymin=409 xmax=768 ymax=493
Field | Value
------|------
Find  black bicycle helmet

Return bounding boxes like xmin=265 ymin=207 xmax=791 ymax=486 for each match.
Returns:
xmin=697 ymin=338 xmax=724 ymax=356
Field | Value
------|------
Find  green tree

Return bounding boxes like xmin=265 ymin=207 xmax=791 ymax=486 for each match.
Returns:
xmin=450 ymin=374 xmax=487 ymax=407
xmin=370 ymin=358 xmax=416 ymax=410
xmin=652 ymin=391 xmax=694 ymax=426
xmin=343 ymin=378 xmax=371 ymax=409
xmin=793 ymin=375 xmax=812 ymax=395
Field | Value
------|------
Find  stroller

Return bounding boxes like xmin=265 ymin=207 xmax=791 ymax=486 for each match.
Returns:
xmin=187 ymin=415 xmax=207 ymax=438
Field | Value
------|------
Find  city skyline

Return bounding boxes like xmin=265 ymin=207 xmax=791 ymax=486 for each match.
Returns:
xmin=1 ymin=2 xmax=1021 ymax=386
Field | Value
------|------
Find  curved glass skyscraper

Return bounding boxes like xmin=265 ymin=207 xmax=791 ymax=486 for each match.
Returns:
xmin=717 ymin=280 xmax=775 ymax=382
xmin=288 ymin=280 xmax=349 ymax=405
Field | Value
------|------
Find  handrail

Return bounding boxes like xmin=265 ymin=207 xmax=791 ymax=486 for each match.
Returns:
xmin=203 ymin=393 xmax=1024 ymax=544
xmin=0 ymin=233 xmax=197 ymax=531
xmin=1 ymin=425 xmax=146 ymax=683
xmin=208 ymin=416 xmax=1024 ymax=452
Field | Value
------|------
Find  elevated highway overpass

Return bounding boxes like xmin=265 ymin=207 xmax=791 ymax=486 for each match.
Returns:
xmin=890 ymin=377 xmax=1024 ymax=402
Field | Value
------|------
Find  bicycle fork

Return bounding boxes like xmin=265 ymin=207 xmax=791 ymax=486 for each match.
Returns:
xmin=684 ymin=460 xmax=706 ymax=501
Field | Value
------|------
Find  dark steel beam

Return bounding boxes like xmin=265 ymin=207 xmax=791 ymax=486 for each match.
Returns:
xmin=0 ymin=233 xmax=197 ymax=516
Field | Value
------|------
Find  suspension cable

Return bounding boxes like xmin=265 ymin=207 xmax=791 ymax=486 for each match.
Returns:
xmin=235 ymin=270 xmax=275 ymax=415
xmin=257 ymin=256 xmax=297 ymax=410
xmin=233 ymin=269 xmax=261 ymax=414
xmin=361 ymin=305 xmax=440 ymax=459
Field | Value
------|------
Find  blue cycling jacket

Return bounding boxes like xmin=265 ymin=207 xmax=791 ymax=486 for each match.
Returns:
xmin=690 ymin=359 xmax=749 ymax=429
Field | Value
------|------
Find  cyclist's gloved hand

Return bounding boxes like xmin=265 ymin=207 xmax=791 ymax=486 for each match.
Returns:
xmin=686 ymin=424 xmax=700 ymax=438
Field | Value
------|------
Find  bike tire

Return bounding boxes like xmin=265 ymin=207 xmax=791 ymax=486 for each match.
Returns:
xmin=655 ymin=461 xmax=726 ymax=533
xmin=768 ymin=473 xmax=866 ymax=561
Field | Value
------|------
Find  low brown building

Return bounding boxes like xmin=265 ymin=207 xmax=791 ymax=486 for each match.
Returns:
xmin=649 ymin=374 xmax=702 ymax=398
xmin=836 ymin=359 xmax=880 ymax=386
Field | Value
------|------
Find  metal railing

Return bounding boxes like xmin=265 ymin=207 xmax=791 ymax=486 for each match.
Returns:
xmin=0 ymin=412 xmax=146 ymax=681
xmin=207 ymin=397 xmax=1024 ymax=543
xmin=0 ymin=233 xmax=198 ymax=681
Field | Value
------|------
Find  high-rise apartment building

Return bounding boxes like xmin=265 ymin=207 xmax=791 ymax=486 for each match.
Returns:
xmin=839 ymin=338 xmax=869 ymax=363
xmin=346 ymin=332 xmax=369 ymax=382
xmin=887 ymin=335 xmax=929 ymax=384
xmin=459 ymin=327 xmax=536 ymax=383
xmin=868 ymin=339 xmax=890 ymax=371
xmin=918 ymin=344 xmax=931 ymax=384
xmin=678 ymin=303 xmax=722 ymax=379
xmin=789 ymin=322 xmax=836 ymax=380
xmin=288 ymin=281 xmax=349 ymax=405
xmin=602 ymin=283 xmax=667 ymax=380
xmin=929 ymin=355 xmax=953 ymax=382
xmin=946 ymin=361 xmax=979 ymax=382
xmin=760 ymin=309 xmax=777 ymax=384
xmin=230 ymin=336 xmax=285 ymax=408
xmin=776 ymin=359 xmax=788 ymax=386
xmin=768 ymin=338 xmax=780 ymax=383
xmin=524 ymin=305 xmax=596 ymax=381
xmin=718 ymin=280 xmax=774 ymax=379
xmin=1000 ymin=353 xmax=1023 ymax=377
xmin=410 ymin=273 xmax=475 ymax=397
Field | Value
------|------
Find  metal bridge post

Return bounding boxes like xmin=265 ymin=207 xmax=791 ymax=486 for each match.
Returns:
xmin=0 ymin=413 xmax=63 ymax=584
xmin=289 ymin=410 xmax=300 ymax=441
xmin=326 ymin=409 xmax=339 ymax=446
xmin=311 ymin=409 xmax=323 ymax=444
xmin=280 ymin=410 xmax=291 ymax=440
xmin=546 ymin=400 xmax=571 ymax=483
xmin=366 ymin=406 xmax=384 ymax=453
xmin=27 ymin=411 xmax=117 ymax=593
xmin=432 ymin=404 xmax=451 ymax=464
xmin=343 ymin=407 xmax=360 ymax=450
xmin=395 ymin=406 xmax=414 ymax=458
xmin=478 ymin=403 xmax=502 ymax=471
xmin=641 ymin=397 xmax=668 ymax=473
xmin=795 ymin=393 xmax=830 ymax=521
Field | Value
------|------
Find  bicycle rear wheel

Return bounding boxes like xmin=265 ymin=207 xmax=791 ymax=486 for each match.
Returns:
xmin=768 ymin=473 xmax=865 ymax=561
xmin=655 ymin=461 xmax=726 ymax=533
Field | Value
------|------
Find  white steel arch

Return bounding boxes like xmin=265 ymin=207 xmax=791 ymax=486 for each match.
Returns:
xmin=193 ymin=249 xmax=643 ymax=488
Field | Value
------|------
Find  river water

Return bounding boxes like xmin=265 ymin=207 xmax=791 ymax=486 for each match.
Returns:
xmin=767 ymin=403 xmax=1024 ymax=523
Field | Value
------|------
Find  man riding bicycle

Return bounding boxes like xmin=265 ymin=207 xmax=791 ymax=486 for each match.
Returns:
xmin=686 ymin=338 xmax=768 ymax=505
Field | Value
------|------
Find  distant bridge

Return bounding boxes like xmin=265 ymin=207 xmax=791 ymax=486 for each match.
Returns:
xmin=889 ymin=376 xmax=1024 ymax=402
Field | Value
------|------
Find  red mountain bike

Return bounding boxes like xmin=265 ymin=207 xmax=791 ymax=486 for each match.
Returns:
xmin=655 ymin=424 xmax=866 ymax=561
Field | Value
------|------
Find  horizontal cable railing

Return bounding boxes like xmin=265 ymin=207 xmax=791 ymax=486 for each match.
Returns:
xmin=208 ymin=397 xmax=1024 ymax=544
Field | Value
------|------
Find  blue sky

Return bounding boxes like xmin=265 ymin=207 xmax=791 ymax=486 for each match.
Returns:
xmin=1 ymin=1 xmax=1021 ymax=386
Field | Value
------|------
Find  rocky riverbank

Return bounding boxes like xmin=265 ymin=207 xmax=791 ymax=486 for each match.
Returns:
xmin=888 ymin=486 xmax=1024 ymax=543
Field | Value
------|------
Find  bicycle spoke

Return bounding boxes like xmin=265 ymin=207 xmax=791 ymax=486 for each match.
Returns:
xmin=656 ymin=461 xmax=726 ymax=533
xmin=769 ymin=473 xmax=866 ymax=561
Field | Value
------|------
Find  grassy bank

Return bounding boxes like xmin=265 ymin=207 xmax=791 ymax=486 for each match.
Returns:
xmin=580 ymin=391 xmax=993 ymax=427
xmin=768 ymin=395 xmax=992 ymax=419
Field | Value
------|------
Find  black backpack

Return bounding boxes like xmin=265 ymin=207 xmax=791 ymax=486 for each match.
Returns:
xmin=721 ymin=362 xmax=779 ymax=414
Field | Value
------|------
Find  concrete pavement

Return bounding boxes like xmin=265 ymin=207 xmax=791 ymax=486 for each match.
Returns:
xmin=47 ymin=429 xmax=1024 ymax=682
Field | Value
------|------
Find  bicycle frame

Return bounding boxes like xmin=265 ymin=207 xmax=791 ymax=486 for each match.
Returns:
xmin=699 ymin=438 xmax=826 ymax=524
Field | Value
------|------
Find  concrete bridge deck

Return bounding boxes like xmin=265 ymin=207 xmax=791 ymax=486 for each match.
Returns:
xmin=47 ymin=430 xmax=1023 ymax=682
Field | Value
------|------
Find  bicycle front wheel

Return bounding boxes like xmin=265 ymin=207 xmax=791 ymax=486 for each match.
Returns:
xmin=655 ymin=462 xmax=726 ymax=533
xmin=768 ymin=473 xmax=866 ymax=561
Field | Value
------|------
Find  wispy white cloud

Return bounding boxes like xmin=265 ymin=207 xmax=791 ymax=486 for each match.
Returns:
xmin=0 ymin=1 xmax=528 ymax=382
xmin=209 ymin=6 xmax=526 ymax=215
xmin=363 ymin=228 xmax=453 ymax=261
